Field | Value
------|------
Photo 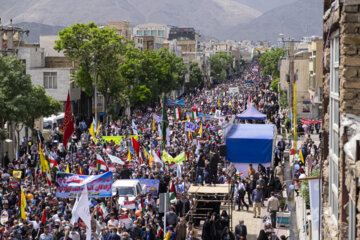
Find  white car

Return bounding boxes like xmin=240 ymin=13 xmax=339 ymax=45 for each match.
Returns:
xmin=112 ymin=180 xmax=146 ymax=207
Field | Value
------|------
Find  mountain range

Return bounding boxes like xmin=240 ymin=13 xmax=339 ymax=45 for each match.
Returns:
xmin=0 ymin=0 xmax=323 ymax=43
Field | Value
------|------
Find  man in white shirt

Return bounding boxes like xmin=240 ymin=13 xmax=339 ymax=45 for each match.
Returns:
xmin=107 ymin=214 xmax=119 ymax=228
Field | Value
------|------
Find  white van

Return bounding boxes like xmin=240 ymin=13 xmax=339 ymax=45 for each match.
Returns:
xmin=112 ymin=180 xmax=146 ymax=207
xmin=43 ymin=113 xmax=65 ymax=131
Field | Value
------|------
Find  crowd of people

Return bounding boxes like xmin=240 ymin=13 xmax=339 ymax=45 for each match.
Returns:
xmin=0 ymin=60 xmax=294 ymax=240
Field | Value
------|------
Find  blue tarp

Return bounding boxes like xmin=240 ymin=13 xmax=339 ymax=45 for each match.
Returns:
xmin=226 ymin=124 xmax=274 ymax=164
xmin=235 ymin=105 xmax=267 ymax=120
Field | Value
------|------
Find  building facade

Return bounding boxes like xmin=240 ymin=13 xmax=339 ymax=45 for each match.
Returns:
xmin=107 ymin=21 xmax=131 ymax=40
xmin=279 ymin=51 xmax=311 ymax=118
xmin=133 ymin=23 xmax=170 ymax=39
xmin=321 ymin=0 xmax=360 ymax=239
xmin=308 ymin=39 xmax=324 ymax=120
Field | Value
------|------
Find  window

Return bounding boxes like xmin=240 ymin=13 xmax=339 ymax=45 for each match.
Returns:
xmin=151 ymin=30 xmax=157 ymax=36
xmin=136 ymin=30 xmax=143 ymax=36
xmin=349 ymin=198 xmax=356 ymax=240
xmin=329 ymin=35 xmax=340 ymax=224
xmin=158 ymin=30 xmax=165 ymax=37
xmin=43 ymin=72 xmax=57 ymax=89
xmin=144 ymin=30 xmax=150 ymax=36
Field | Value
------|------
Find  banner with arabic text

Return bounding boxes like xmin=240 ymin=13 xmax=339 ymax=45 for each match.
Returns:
xmin=56 ymin=172 xmax=113 ymax=198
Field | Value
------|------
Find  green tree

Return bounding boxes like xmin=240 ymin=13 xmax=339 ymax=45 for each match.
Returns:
xmin=209 ymin=52 xmax=233 ymax=81
xmin=54 ymin=22 xmax=127 ymax=114
xmin=259 ymin=48 xmax=286 ymax=78
xmin=186 ymin=61 xmax=203 ymax=89
xmin=0 ymin=55 xmax=61 ymax=157
xmin=270 ymin=77 xmax=279 ymax=93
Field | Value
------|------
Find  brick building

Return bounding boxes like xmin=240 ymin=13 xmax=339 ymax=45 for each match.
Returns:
xmin=321 ymin=0 xmax=360 ymax=239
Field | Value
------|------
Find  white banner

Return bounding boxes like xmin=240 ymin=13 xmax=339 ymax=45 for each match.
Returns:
xmin=309 ymin=179 xmax=321 ymax=240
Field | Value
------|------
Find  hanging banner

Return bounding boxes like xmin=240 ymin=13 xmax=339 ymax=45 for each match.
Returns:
xmin=0 ymin=210 xmax=8 ymax=225
xmin=309 ymin=179 xmax=321 ymax=240
xmin=102 ymin=135 xmax=139 ymax=145
xmin=55 ymin=172 xmax=113 ymax=198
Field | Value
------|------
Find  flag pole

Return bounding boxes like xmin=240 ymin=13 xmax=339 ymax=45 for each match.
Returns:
xmin=161 ymin=93 xmax=167 ymax=151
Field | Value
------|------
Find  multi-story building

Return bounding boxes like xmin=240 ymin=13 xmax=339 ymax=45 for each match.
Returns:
xmin=133 ymin=23 xmax=170 ymax=39
xmin=279 ymin=51 xmax=311 ymax=118
xmin=308 ymin=38 xmax=323 ymax=120
xmin=107 ymin=21 xmax=131 ymax=40
xmin=321 ymin=0 xmax=360 ymax=239
xmin=133 ymin=36 xmax=164 ymax=51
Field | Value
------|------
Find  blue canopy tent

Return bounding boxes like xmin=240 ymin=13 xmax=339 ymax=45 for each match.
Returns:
xmin=235 ymin=105 xmax=266 ymax=120
xmin=226 ymin=124 xmax=275 ymax=175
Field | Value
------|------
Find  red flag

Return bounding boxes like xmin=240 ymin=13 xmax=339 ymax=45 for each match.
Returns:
xmin=41 ymin=209 xmax=46 ymax=224
xmin=62 ymin=93 xmax=74 ymax=149
xmin=132 ymin=137 xmax=140 ymax=156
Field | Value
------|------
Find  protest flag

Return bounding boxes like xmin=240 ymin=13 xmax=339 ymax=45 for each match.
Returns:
xmin=132 ymin=137 xmax=140 ymax=156
xmin=63 ymin=92 xmax=74 ymax=149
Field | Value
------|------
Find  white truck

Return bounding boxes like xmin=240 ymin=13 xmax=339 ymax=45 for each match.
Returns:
xmin=112 ymin=180 xmax=146 ymax=208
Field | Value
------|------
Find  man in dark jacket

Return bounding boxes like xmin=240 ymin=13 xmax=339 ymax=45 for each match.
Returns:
xmin=202 ymin=214 xmax=217 ymax=240
xmin=235 ymin=220 xmax=247 ymax=240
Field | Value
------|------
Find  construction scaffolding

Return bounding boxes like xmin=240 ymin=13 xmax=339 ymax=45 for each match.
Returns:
xmin=187 ymin=184 xmax=233 ymax=231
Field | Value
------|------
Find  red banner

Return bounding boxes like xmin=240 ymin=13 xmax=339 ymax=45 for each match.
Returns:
xmin=300 ymin=119 xmax=322 ymax=125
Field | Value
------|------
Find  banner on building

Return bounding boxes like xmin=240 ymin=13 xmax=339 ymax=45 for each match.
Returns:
xmin=309 ymin=179 xmax=321 ymax=240
xmin=55 ymin=172 xmax=113 ymax=198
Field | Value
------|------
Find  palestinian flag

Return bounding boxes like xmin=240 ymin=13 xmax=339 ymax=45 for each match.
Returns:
xmin=205 ymin=124 xmax=210 ymax=131
xmin=96 ymin=154 xmax=108 ymax=171
xmin=140 ymin=197 xmax=145 ymax=212
xmin=157 ymin=226 xmax=163 ymax=237
xmin=169 ymin=180 xmax=176 ymax=201
xmin=41 ymin=209 xmax=46 ymax=225
xmin=174 ymin=108 xmax=181 ymax=120
xmin=98 ymin=203 xmax=108 ymax=218
xmin=192 ymin=110 xmax=197 ymax=119
xmin=218 ymin=130 xmax=223 ymax=138
xmin=49 ymin=156 xmax=58 ymax=170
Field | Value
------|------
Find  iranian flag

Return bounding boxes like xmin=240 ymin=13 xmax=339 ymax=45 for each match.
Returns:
xmin=174 ymin=108 xmax=181 ymax=120
xmin=123 ymin=200 xmax=136 ymax=209
xmin=96 ymin=154 xmax=108 ymax=171
xmin=140 ymin=197 xmax=145 ymax=212
xmin=89 ymin=164 xmax=97 ymax=172
xmin=108 ymin=164 xmax=116 ymax=172
xmin=218 ymin=130 xmax=223 ymax=138
xmin=169 ymin=180 xmax=176 ymax=201
xmin=157 ymin=226 xmax=163 ymax=237
xmin=98 ymin=203 xmax=108 ymax=218
xmin=191 ymin=110 xmax=197 ymax=119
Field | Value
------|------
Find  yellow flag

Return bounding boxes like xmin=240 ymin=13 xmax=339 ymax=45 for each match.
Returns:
xmin=128 ymin=149 xmax=131 ymax=162
xmin=149 ymin=151 xmax=154 ymax=165
xmin=299 ymin=149 xmax=304 ymax=163
xmin=143 ymin=147 xmax=149 ymax=159
xmin=218 ymin=98 xmax=220 ymax=107
xmin=20 ymin=187 xmax=26 ymax=220
xmin=188 ymin=130 xmax=192 ymax=140
xmin=89 ymin=119 xmax=98 ymax=144
xmin=152 ymin=117 xmax=156 ymax=131
xmin=174 ymin=152 xmax=186 ymax=164
xmin=162 ymin=151 xmax=174 ymax=163
xmin=187 ymin=115 xmax=190 ymax=122
xmin=229 ymin=100 xmax=233 ymax=109
xmin=39 ymin=144 xmax=48 ymax=173
xmin=96 ymin=122 xmax=100 ymax=136
xmin=13 ymin=171 xmax=22 ymax=179
xmin=65 ymin=164 xmax=70 ymax=173
xmin=198 ymin=124 xmax=203 ymax=137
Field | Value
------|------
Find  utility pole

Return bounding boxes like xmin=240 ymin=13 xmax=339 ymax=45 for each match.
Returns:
xmin=289 ymin=40 xmax=295 ymax=109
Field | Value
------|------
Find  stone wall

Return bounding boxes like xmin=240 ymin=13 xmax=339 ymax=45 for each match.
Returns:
xmin=322 ymin=1 xmax=360 ymax=239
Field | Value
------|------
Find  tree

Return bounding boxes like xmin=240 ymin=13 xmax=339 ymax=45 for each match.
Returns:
xmin=0 ymin=55 xmax=61 ymax=158
xmin=270 ymin=78 xmax=279 ymax=93
xmin=186 ymin=61 xmax=203 ymax=89
xmin=54 ymin=22 xmax=127 ymax=115
xmin=209 ymin=52 xmax=233 ymax=81
xmin=259 ymin=48 xmax=286 ymax=78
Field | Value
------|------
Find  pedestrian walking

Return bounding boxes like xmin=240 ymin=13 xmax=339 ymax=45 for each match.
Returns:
xmin=267 ymin=192 xmax=280 ymax=228
xmin=252 ymin=185 xmax=263 ymax=218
